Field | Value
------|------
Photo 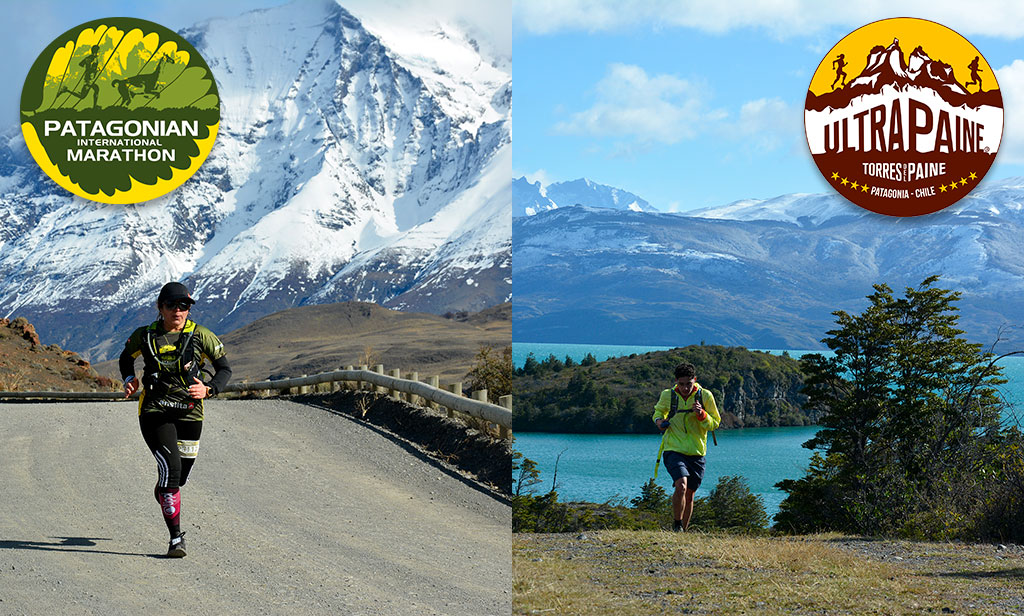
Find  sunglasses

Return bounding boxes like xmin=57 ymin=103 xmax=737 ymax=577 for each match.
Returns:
xmin=162 ymin=300 xmax=192 ymax=311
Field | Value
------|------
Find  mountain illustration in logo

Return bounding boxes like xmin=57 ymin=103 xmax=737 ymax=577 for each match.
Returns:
xmin=807 ymin=38 xmax=1002 ymax=112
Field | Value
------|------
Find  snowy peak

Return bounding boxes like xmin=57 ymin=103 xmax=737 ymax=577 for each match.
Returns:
xmin=688 ymin=192 xmax=867 ymax=227
xmin=850 ymin=39 xmax=967 ymax=98
xmin=358 ymin=21 xmax=508 ymax=135
xmin=689 ymin=176 xmax=1024 ymax=227
xmin=514 ymin=177 xmax=1024 ymax=349
xmin=847 ymin=38 xmax=966 ymax=97
xmin=906 ymin=45 xmax=967 ymax=96
xmin=513 ymin=176 xmax=654 ymax=217
xmin=850 ymin=39 xmax=913 ymax=91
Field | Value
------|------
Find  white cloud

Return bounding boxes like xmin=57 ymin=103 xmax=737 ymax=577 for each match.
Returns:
xmin=514 ymin=0 xmax=1024 ymax=38
xmin=343 ymin=0 xmax=514 ymax=57
xmin=721 ymin=97 xmax=804 ymax=152
xmin=553 ymin=63 xmax=712 ymax=144
xmin=555 ymin=65 xmax=800 ymax=152
xmin=523 ymin=169 xmax=552 ymax=187
xmin=996 ymin=60 xmax=1024 ymax=163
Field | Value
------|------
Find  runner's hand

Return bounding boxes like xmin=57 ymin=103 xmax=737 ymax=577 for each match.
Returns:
xmin=694 ymin=408 xmax=707 ymax=422
xmin=188 ymin=376 xmax=210 ymax=399
xmin=657 ymin=419 xmax=671 ymax=431
xmin=124 ymin=376 xmax=139 ymax=398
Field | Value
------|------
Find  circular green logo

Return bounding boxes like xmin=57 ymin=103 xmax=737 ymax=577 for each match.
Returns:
xmin=20 ymin=18 xmax=220 ymax=204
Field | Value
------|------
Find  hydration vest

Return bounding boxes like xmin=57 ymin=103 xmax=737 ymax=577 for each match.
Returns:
xmin=140 ymin=320 xmax=201 ymax=393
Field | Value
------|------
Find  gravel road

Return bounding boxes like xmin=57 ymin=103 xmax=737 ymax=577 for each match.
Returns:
xmin=0 ymin=399 xmax=510 ymax=615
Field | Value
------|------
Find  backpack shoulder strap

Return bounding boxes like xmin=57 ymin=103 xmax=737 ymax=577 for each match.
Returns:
xmin=668 ymin=388 xmax=679 ymax=418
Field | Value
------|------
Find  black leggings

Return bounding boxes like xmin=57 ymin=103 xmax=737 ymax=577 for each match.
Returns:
xmin=139 ymin=413 xmax=203 ymax=489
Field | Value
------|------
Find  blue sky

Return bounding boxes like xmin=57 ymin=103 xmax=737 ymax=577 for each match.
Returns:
xmin=512 ymin=2 xmax=1024 ymax=211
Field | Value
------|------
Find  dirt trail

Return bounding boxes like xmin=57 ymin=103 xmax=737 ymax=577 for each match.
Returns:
xmin=0 ymin=399 xmax=510 ymax=615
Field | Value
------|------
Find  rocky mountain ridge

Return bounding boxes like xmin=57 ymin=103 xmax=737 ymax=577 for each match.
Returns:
xmin=0 ymin=0 xmax=510 ymax=360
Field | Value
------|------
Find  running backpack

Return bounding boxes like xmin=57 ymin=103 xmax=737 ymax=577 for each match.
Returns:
xmin=669 ymin=386 xmax=717 ymax=446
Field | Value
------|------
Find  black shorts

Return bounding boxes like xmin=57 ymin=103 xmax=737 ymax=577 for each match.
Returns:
xmin=662 ymin=451 xmax=705 ymax=491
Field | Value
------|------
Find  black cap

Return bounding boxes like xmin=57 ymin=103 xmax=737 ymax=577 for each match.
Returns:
xmin=157 ymin=282 xmax=195 ymax=306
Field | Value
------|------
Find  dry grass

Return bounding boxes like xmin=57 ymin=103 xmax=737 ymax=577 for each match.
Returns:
xmin=358 ymin=345 xmax=379 ymax=368
xmin=0 ymin=367 xmax=27 ymax=391
xmin=514 ymin=531 xmax=1024 ymax=615
xmin=354 ymin=395 xmax=372 ymax=417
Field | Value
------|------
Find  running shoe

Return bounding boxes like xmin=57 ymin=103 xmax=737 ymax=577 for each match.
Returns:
xmin=167 ymin=532 xmax=186 ymax=558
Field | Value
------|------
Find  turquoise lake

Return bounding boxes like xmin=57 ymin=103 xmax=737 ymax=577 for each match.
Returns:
xmin=512 ymin=342 xmax=1024 ymax=521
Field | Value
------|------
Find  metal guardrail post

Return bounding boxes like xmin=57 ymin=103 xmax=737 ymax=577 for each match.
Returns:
xmin=374 ymin=365 xmax=385 ymax=394
xmin=427 ymin=376 xmax=439 ymax=410
xmin=447 ymin=383 xmax=462 ymax=418
xmin=498 ymin=395 xmax=512 ymax=439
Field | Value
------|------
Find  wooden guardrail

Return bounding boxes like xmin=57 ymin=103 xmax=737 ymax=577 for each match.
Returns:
xmin=0 ymin=367 xmax=513 ymax=439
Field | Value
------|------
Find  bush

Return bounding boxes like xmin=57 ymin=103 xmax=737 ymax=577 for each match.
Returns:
xmin=513 ymin=476 xmax=770 ymax=533
xmin=692 ymin=475 xmax=769 ymax=531
xmin=631 ymin=478 xmax=670 ymax=511
xmin=775 ymin=277 xmax=1017 ymax=541
xmin=465 ymin=345 xmax=513 ymax=399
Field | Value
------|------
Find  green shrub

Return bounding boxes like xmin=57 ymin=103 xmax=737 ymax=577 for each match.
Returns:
xmin=692 ymin=475 xmax=769 ymax=531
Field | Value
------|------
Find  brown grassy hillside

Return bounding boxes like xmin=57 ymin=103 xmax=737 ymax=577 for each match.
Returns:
xmin=0 ymin=317 xmax=117 ymax=392
xmin=97 ymin=302 xmax=511 ymax=386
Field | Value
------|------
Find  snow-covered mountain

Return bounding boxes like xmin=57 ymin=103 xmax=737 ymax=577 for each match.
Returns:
xmin=0 ymin=0 xmax=510 ymax=360
xmin=688 ymin=192 xmax=869 ymax=228
xmin=514 ymin=177 xmax=1024 ymax=349
xmin=849 ymin=39 xmax=967 ymax=97
xmin=512 ymin=176 xmax=654 ymax=217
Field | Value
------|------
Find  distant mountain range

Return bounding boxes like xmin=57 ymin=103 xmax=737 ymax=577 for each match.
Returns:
xmin=512 ymin=176 xmax=654 ymax=217
xmin=0 ymin=0 xmax=510 ymax=360
xmin=513 ymin=176 xmax=1024 ymax=349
